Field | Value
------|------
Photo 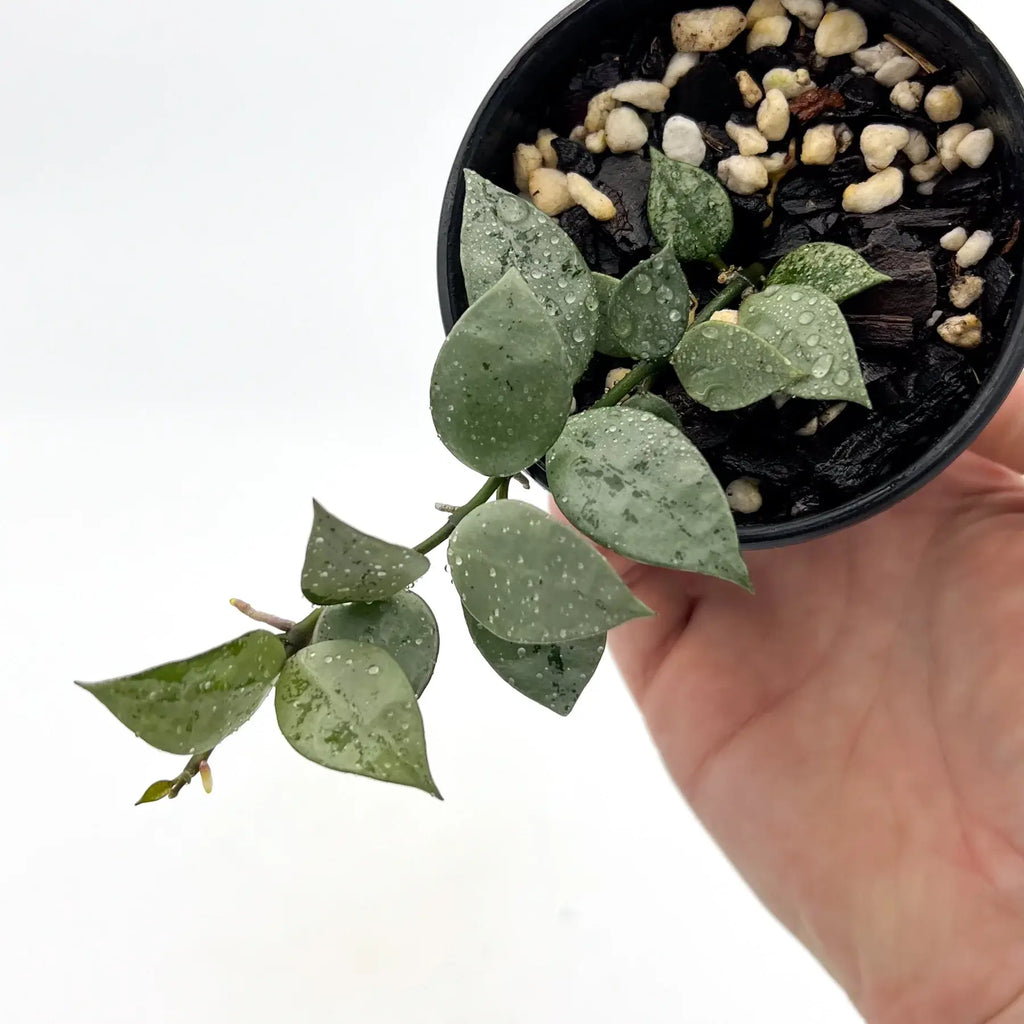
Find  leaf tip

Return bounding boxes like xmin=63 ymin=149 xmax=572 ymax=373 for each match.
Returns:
xmin=135 ymin=779 xmax=174 ymax=806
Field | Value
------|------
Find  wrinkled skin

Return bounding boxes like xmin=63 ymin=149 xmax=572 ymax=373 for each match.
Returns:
xmin=560 ymin=383 xmax=1024 ymax=1023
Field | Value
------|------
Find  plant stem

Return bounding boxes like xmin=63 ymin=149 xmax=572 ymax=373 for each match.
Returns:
xmin=594 ymin=360 xmax=661 ymax=408
xmin=283 ymin=609 xmax=322 ymax=656
xmin=168 ymin=749 xmax=215 ymax=799
xmin=230 ymin=598 xmax=296 ymax=633
xmin=414 ymin=476 xmax=504 ymax=556
xmin=496 ymin=478 xmax=510 ymax=500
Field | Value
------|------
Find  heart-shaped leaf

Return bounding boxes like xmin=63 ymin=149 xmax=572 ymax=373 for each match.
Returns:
xmin=740 ymin=285 xmax=871 ymax=407
xmin=593 ymin=272 xmax=632 ymax=359
xmin=671 ymin=321 xmax=805 ymax=412
xmin=606 ymin=247 xmax=691 ymax=360
xmin=430 ymin=270 xmax=573 ymax=476
xmin=312 ymin=593 xmax=439 ymax=698
xmin=302 ymin=500 xmax=430 ymax=606
xmin=275 ymin=640 xmax=440 ymax=798
xmin=77 ymin=631 xmax=286 ymax=755
xmin=463 ymin=607 xmax=606 ymax=716
xmin=767 ymin=243 xmax=891 ymax=303
xmin=648 ymin=148 xmax=734 ymax=264
xmin=461 ymin=170 xmax=599 ymax=379
xmin=449 ymin=499 xmax=652 ymax=644
xmin=623 ymin=392 xmax=682 ymax=429
xmin=547 ymin=407 xmax=751 ymax=589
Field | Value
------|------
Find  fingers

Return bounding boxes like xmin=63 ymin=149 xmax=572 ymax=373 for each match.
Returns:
xmin=971 ymin=374 xmax=1024 ymax=474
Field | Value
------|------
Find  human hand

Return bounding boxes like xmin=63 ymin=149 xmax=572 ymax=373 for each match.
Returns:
xmin=562 ymin=384 xmax=1024 ymax=1024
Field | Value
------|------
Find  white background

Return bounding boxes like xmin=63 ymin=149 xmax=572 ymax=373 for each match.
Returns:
xmin=0 ymin=2 xmax=1012 ymax=1021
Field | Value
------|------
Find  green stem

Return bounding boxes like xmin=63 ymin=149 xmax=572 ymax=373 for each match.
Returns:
xmin=594 ymin=360 xmax=661 ymax=408
xmin=283 ymin=609 xmax=322 ymax=656
xmin=415 ymin=476 xmax=504 ymax=556
xmin=496 ymin=478 xmax=510 ymax=500
xmin=693 ymin=263 xmax=765 ymax=326
xmin=168 ymin=749 xmax=215 ymax=799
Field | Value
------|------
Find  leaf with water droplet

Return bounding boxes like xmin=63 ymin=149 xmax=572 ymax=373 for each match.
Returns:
xmin=462 ymin=606 xmax=605 ymax=716
xmin=136 ymin=779 xmax=174 ymax=806
xmin=740 ymin=285 xmax=871 ymax=407
xmin=547 ymin=407 xmax=751 ymax=589
xmin=431 ymin=270 xmax=573 ymax=476
xmin=767 ymin=243 xmax=890 ymax=304
xmin=312 ymin=593 xmax=439 ymax=698
xmin=648 ymin=148 xmax=734 ymax=264
xmin=301 ymin=500 xmax=430 ymax=605
xmin=77 ymin=631 xmax=286 ymax=755
xmin=606 ymin=247 xmax=691 ymax=360
xmin=275 ymin=640 xmax=440 ymax=797
xmin=622 ymin=392 xmax=683 ymax=430
xmin=671 ymin=321 xmax=805 ymax=412
xmin=460 ymin=170 xmax=599 ymax=379
xmin=449 ymin=500 xmax=652 ymax=644
xmin=593 ymin=272 xmax=631 ymax=358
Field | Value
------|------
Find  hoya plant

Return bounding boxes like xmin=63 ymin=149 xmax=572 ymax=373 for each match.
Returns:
xmin=78 ymin=152 xmax=888 ymax=804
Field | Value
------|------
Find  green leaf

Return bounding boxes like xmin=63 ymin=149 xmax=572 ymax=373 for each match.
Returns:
xmin=430 ymin=270 xmax=573 ymax=476
xmin=671 ymin=321 xmax=805 ymax=412
xmin=547 ymin=407 xmax=751 ymax=589
xmin=740 ymin=285 xmax=872 ymax=407
xmin=622 ymin=392 xmax=682 ymax=430
xmin=767 ymin=243 xmax=891 ymax=303
xmin=461 ymin=170 xmax=599 ymax=379
xmin=449 ymin=499 xmax=652 ymax=644
xmin=593 ymin=272 xmax=632 ymax=358
xmin=606 ymin=247 xmax=690 ymax=360
xmin=301 ymin=500 xmax=430 ymax=606
xmin=462 ymin=607 xmax=605 ymax=716
xmin=275 ymin=640 xmax=440 ymax=798
xmin=136 ymin=780 xmax=173 ymax=805
xmin=77 ymin=631 xmax=286 ymax=756
xmin=312 ymin=593 xmax=439 ymax=698
xmin=648 ymin=148 xmax=734 ymax=264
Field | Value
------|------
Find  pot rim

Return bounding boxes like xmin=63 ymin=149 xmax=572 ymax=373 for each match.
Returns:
xmin=437 ymin=0 xmax=1024 ymax=549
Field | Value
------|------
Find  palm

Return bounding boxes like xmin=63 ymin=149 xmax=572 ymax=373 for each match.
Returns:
xmin=595 ymin=397 xmax=1024 ymax=1024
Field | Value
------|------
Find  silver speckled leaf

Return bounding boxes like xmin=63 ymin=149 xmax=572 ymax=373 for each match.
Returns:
xmin=312 ymin=593 xmax=439 ymax=698
xmin=448 ymin=500 xmax=652 ymax=645
xmin=77 ymin=631 xmax=286 ymax=755
xmin=740 ymin=285 xmax=872 ymax=407
xmin=606 ymin=247 xmax=691 ymax=360
xmin=648 ymin=148 xmax=734 ymax=264
xmin=593 ymin=272 xmax=631 ymax=358
xmin=547 ymin=407 xmax=751 ymax=589
xmin=430 ymin=270 xmax=573 ymax=476
xmin=767 ymin=243 xmax=890 ymax=303
xmin=622 ymin=392 xmax=683 ymax=430
xmin=463 ymin=606 xmax=606 ymax=716
xmin=671 ymin=321 xmax=805 ymax=411
xmin=301 ymin=500 xmax=430 ymax=606
xmin=275 ymin=640 xmax=440 ymax=798
xmin=460 ymin=170 xmax=599 ymax=379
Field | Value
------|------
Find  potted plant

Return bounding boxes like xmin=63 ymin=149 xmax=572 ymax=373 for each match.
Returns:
xmin=78 ymin=0 xmax=1024 ymax=803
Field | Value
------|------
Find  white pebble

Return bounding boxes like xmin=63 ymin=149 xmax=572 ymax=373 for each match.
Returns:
xmin=956 ymin=231 xmax=994 ymax=269
xmin=852 ymin=42 xmax=901 ymax=73
xmin=663 ymin=52 xmax=701 ymax=88
xmin=718 ymin=154 xmax=770 ymax=195
xmin=940 ymin=227 xmax=968 ymax=251
xmin=672 ymin=7 xmax=749 ymax=52
xmin=795 ymin=417 xmax=818 ymax=437
xmin=938 ymin=123 xmax=975 ymax=172
xmin=891 ymin=81 xmax=924 ymax=113
xmin=566 ymin=173 xmax=617 ymax=222
xmin=925 ymin=85 xmax=964 ymax=124
xmin=903 ymin=129 xmax=930 ymax=164
xmin=910 ymin=155 xmax=942 ymax=182
xmin=727 ymin=478 xmax=763 ymax=514
xmin=569 ymin=125 xmax=587 ymax=143
xmin=585 ymin=90 xmax=619 ymax=133
xmin=727 ymin=120 xmax=770 ymax=156
xmin=860 ymin=124 xmax=910 ymax=173
xmin=612 ymin=80 xmax=671 ymax=112
xmin=802 ymin=123 xmax=838 ymax=165
xmin=916 ymin=179 xmax=939 ymax=197
xmin=834 ymin=122 xmax=854 ymax=154
xmin=605 ymin=107 xmax=649 ymax=153
xmin=710 ymin=308 xmax=740 ymax=324
xmin=536 ymin=130 xmax=558 ymax=169
xmin=763 ymin=66 xmax=813 ymax=98
xmin=747 ymin=0 xmax=785 ymax=20
xmin=748 ymin=14 xmax=791 ymax=51
xmin=585 ymin=130 xmax=607 ymax=154
xmin=782 ymin=0 xmax=824 ymax=29
xmin=757 ymin=88 xmax=791 ymax=142
xmin=819 ymin=402 xmax=849 ymax=428
xmin=842 ymin=167 xmax=904 ymax=214
xmin=662 ymin=115 xmax=707 ymax=165
xmin=760 ymin=151 xmax=790 ymax=174
xmin=529 ymin=168 xmax=574 ymax=216
xmin=956 ymin=128 xmax=995 ymax=169
xmin=938 ymin=314 xmax=983 ymax=349
xmin=875 ymin=56 xmax=919 ymax=88
xmin=736 ymin=70 xmax=764 ymax=108
xmin=814 ymin=9 xmax=868 ymax=57
xmin=513 ymin=144 xmax=543 ymax=193
xmin=950 ymin=276 xmax=985 ymax=309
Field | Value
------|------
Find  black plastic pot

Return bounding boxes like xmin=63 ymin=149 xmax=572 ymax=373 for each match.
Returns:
xmin=437 ymin=0 xmax=1024 ymax=548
